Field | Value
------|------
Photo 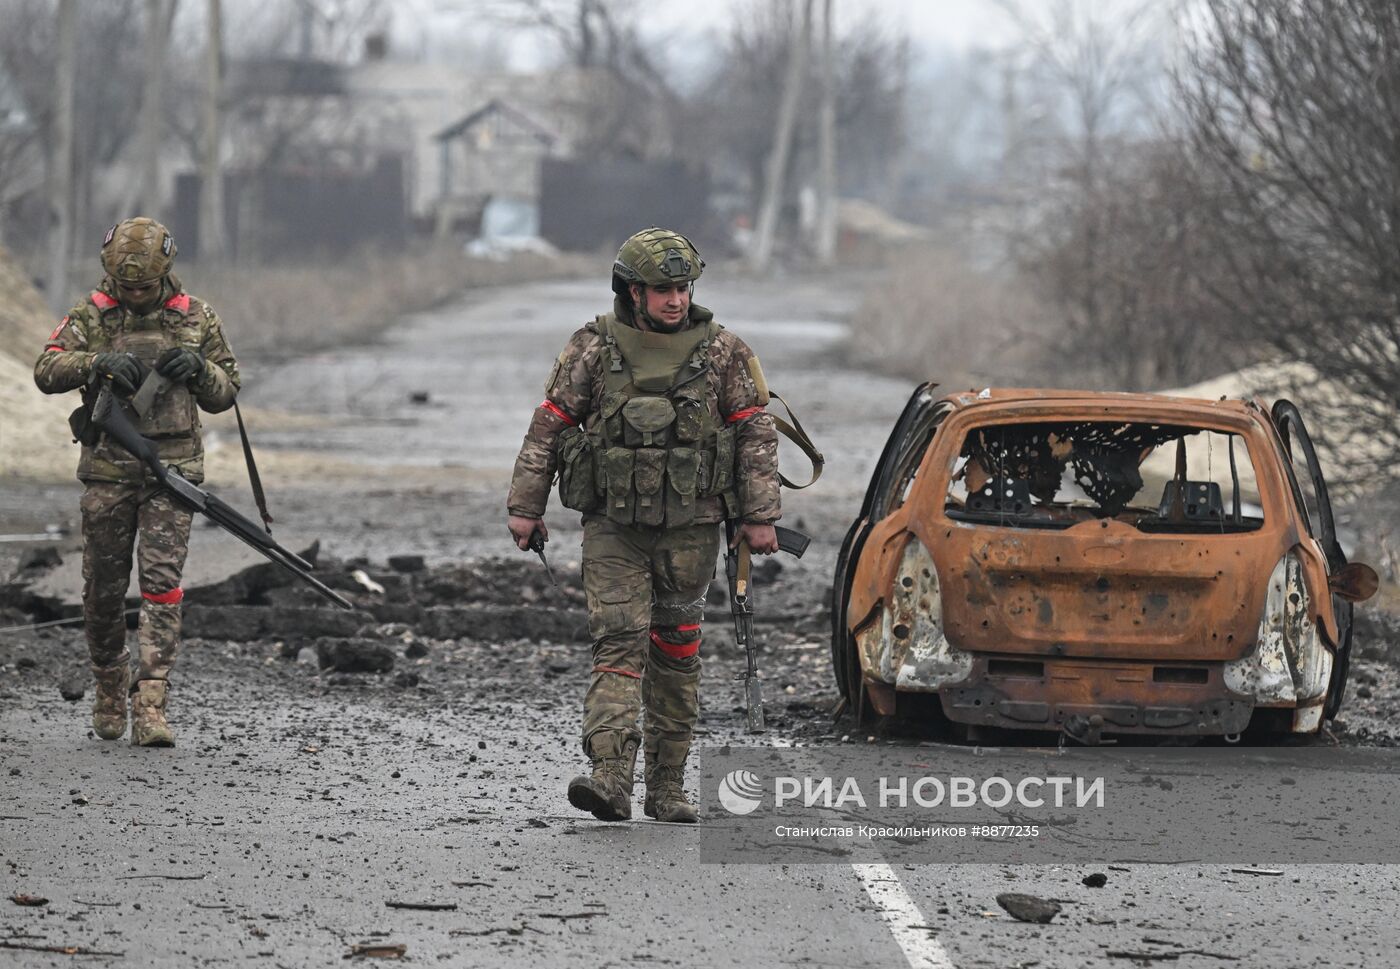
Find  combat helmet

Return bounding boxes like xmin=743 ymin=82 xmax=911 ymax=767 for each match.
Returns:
xmin=100 ymin=217 xmax=177 ymax=287
xmin=611 ymin=227 xmax=705 ymax=299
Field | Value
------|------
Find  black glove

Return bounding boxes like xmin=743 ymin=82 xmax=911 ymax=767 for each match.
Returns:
xmin=91 ymin=352 xmax=143 ymax=396
xmin=156 ymin=346 xmax=205 ymax=384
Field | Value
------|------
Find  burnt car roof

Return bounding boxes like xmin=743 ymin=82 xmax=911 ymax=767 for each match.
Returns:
xmin=940 ymin=387 xmax=1267 ymax=420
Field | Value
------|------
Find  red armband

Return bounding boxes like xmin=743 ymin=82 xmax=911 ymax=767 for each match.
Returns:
xmin=539 ymin=399 xmax=578 ymax=426
xmin=725 ymin=406 xmax=764 ymax=425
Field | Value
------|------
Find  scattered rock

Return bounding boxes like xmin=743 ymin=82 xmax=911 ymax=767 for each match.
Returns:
xmin=388 ymin=554 xmax=426 ymax=573
xmin=59 ymin=671 xmax=87 ymax=702
xmin=404 ymin=641 xmax=429 ymax=659
xmin=17 ymin=546 xmax=62 ymax=572
xmin=15 ymin=656 xmax=36 ymax=671
xmin=316 ymin=638 xmax=395 ymax=674
xmin=351 ymin=570 xmax=386 ymax=595
xmin=184 ymin=605 xmax=267 ymax=641
xmin=1082 ymin=872 xmax=1108 ymax=888
xmin=996 ymin=892 xmax=1061 ymax=924
xmin=393 ymin=671 xmax=420 ymax=688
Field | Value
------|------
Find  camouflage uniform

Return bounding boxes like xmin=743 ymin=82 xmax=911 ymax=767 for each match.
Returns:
xmin=34 ymin=219 xmax=239 ymax=745
xmin=508 ymin=228 xmax=780 ymax=821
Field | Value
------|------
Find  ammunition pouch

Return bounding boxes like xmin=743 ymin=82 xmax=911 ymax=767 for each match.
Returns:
xmin=68 ymin=400 xmax=100 ymax=447
xmin=602 ymin=447 xmax=636 ymax=523
xmin=556 ymin=425 xmax=600 ymax=514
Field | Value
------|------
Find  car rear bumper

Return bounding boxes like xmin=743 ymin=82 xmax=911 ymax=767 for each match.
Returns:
xmin=923 ymin=655 xmax=1259 ymax=735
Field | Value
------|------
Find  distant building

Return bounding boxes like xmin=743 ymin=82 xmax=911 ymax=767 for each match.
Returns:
xmin=433 ymin=98 xmax=557 ymax=237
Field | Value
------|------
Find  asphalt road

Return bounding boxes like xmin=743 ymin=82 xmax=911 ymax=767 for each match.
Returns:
xmin=3 ymin=277 xmax=1398 ymax=968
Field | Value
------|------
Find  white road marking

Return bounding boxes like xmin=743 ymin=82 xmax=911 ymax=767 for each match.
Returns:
xmin=852 ymin=862 xmax=957 ymax=969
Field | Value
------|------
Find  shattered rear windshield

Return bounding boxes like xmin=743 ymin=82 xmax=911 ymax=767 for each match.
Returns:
xmin=944 ymin=420 xmax=1263 ymax=533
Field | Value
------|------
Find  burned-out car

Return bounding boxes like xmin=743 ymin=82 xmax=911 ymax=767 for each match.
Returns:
xmin=832 ymin=385 xmax=1379 ymax=741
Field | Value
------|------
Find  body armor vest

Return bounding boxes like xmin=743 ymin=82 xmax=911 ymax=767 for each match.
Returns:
xmin=557 ymin=313 xmax=738 ymax=526
xmin=79 ymin=290 xmax=207 ymax=482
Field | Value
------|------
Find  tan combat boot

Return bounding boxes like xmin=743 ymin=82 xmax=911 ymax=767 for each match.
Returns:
xmin=644 ymin=737 xmax=698 ymax=823
xmin=91 ymin=663 xmax=130 ymax=740
xmin=567 ymin=731 xmax=638 ymax=821
xmin=130 ymin=679 xmax=175 ymax=748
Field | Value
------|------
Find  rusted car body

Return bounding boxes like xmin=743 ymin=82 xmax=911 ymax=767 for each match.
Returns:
xmin=832 ymin=385 xmax=1377 ymax=741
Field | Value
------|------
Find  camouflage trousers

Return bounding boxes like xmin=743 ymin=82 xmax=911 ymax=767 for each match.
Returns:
xmin=80 ymin=480 xmax=193 ymax=680
xmin=580 ymin=518 xmax=721 ymax=753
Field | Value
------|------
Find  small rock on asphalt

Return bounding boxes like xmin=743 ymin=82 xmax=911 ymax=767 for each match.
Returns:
xmin=1083 ymin=872 xmax=1108 ymax=888
xmin=315 ymin=638 xmax=395 ymax=674
xmin=58 ymin=671 xmax=87 ymax=702
xmin=18 ymin=547 xmax=62 ymax=572
xmin=996 ymin=893 xmax=1061 ymax=924
xmin=388 ymin=554 xmax=426 ymax=573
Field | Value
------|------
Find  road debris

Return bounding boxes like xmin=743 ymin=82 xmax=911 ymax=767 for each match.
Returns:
xmin=996 ymin=893 xmax=1061 ymax=924
xmin=0 ymin=941 xmax=126 ymax=957
xmin=346 ymin=942 xmax=407 ymax=959
xmin=1082 ymin=872 xmax=1108 ymax=888
xmin=9 ymin=893 xmax=49 ymax=906
xmin=1229 ymin=867 xmax=1284 ymax=876
xmin=316 ymin=639 xmax=395 ymax=674
xmin=351 ymin=570 xmax=386 ymax=595
xmin=58 ymin=672 xmax=86 ymax=702
xmin=1106 ymin=950 xmax=1240 ymax=962
xmin=385 ymin=900 xmax=458 ymax=911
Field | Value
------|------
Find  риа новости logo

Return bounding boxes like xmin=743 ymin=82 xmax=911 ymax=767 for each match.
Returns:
xmin=717 ymin=770 xmax=763 ymax=815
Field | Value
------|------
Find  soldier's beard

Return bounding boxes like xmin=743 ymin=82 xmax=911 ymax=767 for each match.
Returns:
xmin=643 ymin=311 xmax=686 ymax=333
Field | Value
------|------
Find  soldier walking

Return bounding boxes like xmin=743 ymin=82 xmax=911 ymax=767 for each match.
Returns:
xmin=507 ymin=228 xmax=781 ymax=823
xmin=34 ymin=218 xmax=240 ymax=747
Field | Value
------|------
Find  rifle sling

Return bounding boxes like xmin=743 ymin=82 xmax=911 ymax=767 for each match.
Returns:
xmin=768 ymin=391 xmax=823 ymax=490
xmin=233 ymin=399 xmax=274 ymax=533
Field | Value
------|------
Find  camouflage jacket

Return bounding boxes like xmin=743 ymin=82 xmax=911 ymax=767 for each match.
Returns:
xmin=34 ymin=275 xmax=240 ymax=484
xmin=508 ymin=299 xmax=781 ymax=525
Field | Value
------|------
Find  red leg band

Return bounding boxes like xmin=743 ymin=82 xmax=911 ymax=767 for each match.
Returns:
xmin=141 ymin=588 xmax=184 ymax=605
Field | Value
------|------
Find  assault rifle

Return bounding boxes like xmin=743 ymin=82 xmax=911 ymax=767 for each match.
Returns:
xmin=89 ymin=383 xmax=354 ymax=610
xmin=726 ymin=521 xmax=810 ymax=734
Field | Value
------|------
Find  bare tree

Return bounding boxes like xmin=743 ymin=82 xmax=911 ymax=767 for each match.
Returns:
xmin=200 ymin=0 xmax=225 ymax=259
xmin=45 ymin=0 xmax=75 ymax=312
xmin=813 ymin=0 xmax=836 ymax=265
xmin=999 ymin=0 xmax=1174 ymax=385
xmin=126 ymin=0 xmax=179 ymax=219
xmin=488 ymin=0 xmax=689 ymax=157
xmin=751 ymin=0 xmax=811 ymax=271
xmin=1180 ymin=0 xmax=1400 ymax=491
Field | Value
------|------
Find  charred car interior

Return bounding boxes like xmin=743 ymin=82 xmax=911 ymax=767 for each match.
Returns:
xmin=833 ymin=385 xmax=1378 ymax=744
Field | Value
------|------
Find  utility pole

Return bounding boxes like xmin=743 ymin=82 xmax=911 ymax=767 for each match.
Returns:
xmin=814 ymin=0 xmax=837 ymax=266
xmin=46 ymin=0 xmax=77 ymax=314
xmin=200 ymin=0 xmax=226 ymax=260
xmin=751 ymin=0 xmax=812 ymax=272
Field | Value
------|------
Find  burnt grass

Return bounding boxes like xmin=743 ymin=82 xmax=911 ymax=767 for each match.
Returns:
xmin=2 ymin=549 xmax=1397 ymax=749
